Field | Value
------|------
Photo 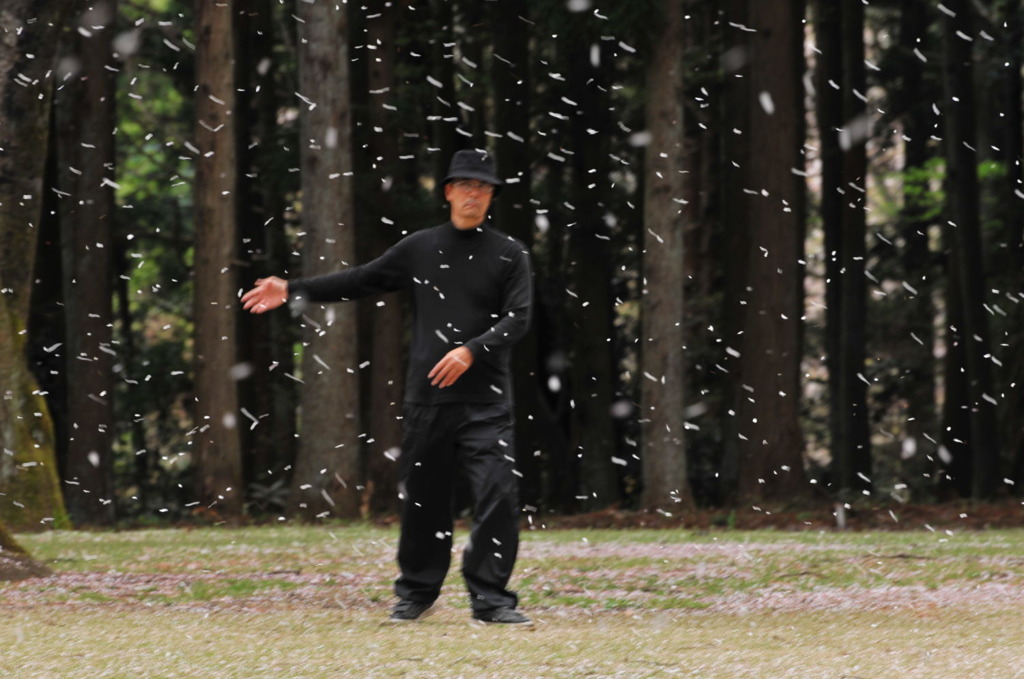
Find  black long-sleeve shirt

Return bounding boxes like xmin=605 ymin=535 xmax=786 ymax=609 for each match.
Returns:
xmin=289 ymin=221 xmax=532 ymax=405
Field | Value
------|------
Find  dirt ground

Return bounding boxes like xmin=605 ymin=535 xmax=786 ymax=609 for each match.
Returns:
xmin=0 ymin=553 xmax=51 ymax=582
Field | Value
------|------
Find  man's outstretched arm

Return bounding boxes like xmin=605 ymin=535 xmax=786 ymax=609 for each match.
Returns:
xmin=241 ymin=235 xmax=413 ymax=314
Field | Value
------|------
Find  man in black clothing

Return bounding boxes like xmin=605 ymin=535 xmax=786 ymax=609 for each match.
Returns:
xmin=241 ymin=150 xmax=532 ymax=625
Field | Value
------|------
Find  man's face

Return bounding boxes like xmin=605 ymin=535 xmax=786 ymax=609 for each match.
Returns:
xmin=445 ymin=178 xmax=494 ymax=228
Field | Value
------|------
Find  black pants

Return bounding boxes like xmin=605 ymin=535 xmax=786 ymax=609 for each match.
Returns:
xmin=394 ymin=402 xmax=520 ymax=612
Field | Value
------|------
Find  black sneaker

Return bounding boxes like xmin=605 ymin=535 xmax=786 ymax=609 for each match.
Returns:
xmin=388 ymin=599 xmax=434 ymax=622
xmin=472 ymin=607 xmax=532 ymax=625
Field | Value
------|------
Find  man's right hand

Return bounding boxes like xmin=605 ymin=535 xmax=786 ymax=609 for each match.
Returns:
xmin=241 ymin=276 xmax=289 ymax=314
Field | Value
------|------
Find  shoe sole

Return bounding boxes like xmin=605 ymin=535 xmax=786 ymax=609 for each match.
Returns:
xmin=384 ymin=606 xmax=435 ymax=624
xmin=471 ymin=617 xmax=533 ymax=626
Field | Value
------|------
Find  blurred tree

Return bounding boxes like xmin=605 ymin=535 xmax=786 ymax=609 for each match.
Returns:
xmin=812 ymin=0 xmax=872 ymax=498
xmin=813 ymin=0 xmax=842 ymax=495
xmin=875 ymin=0 xmax=940 ymax=497
xmin=731 ymin=0 xmax=808 ymax=501
xmin=836 ymin=0 xmax=872 ymax=498
xmin=977 ymin=0 xmax=1024 ymax=491
xmin=565 ymin=18 xmax=622 ymax=510
xmin=0 ymin=0 xmax=73 ymax=531
xmin=455 ymin=0 xmax=487 ymax=143
xmin=490 ymin=0 xmax=550 ymax=511
xmin=357 ymin=0 xmax=407 ymax=515
xmin=55 ymin=1 xmax=119 ymax=526
xmin=235 ymin=0 xmax=299 ymax=511
xmin=290 ymin=0 xmax=363 ymax=519
xmin=429 ymin=0 xmax=458 ymax=207
xmin=640 ymin=0 xmax=694 ymax=512
xmin=193 ymin=0 xmax=244 ymax=515
xmin=718 ymin=0 xmax=753 ymax=500
xmin=940 ymin=0 xmax=1000 ymax=499
xmin=676 ymin=0 xmax=729 ymax=508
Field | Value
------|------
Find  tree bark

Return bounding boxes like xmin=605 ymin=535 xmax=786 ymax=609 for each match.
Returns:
xmin=893 ymin=0 xmax=939 ymax=492
xmin=234 ymin=0 xmax=298 ymax=508
xmin=566 ymin=37 xmax=621 ymax=510
xmin=988 ymin=0 xmax=1024 ymax=490
xmin=456 ymin=0 xmax=486 ymax=144
xmin=640 ymin=0 xmax=695 ymax=512
xmin=55 ymin=1 xmax=118 ymax=526
xmin=290 ymin=0 xmax=363 ymax=519
xmin=0 ymin=0 xmax=74 ymax=531
xmin=941 ymin=0 xmax=1000 ymax=499
xmin=940 ymin=230 xmax=973 ymax=497
xmin=835 ymin=0 xmax=872 ymax=497
xmin=430 ymin=0 xmax=457 ymax=214
xmin=0 ymin=519 xmax=50 ymax=581
xmin=814 ymin=0 xmax=872 ymax=497
xmin=490 ymin=0 xmax=551 ymax=511
xmin=193 ymin=0 xmax=244 ymax=515
xmin=734 ymin=0 xmax=808 ymax=501
xmin=813 ymin=0 xmax=844 ymax=490
xmin=363 ymin=0 xmax=405 ymax=515
xmin=717 ymin=0 xmax=753 ymax=499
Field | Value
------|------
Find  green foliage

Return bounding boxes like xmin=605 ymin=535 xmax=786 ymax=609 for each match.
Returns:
xmin=98 ymin=0 xmax=201 ymax=520
xmin=880 ymin=158 xmax=1009 ymax=226
xmin=887 ymin=157 xmax=946 ymax=222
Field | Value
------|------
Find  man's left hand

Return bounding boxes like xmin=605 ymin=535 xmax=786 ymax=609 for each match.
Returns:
xmin=428 ymin=347 xmax=474 ymax=388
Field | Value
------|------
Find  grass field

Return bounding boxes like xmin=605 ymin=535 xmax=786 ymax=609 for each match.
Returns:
xmin=3 ymin=524 xmax=1024 ymax=677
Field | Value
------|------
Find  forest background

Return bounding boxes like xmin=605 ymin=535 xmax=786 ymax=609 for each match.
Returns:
xmin=1 ymin=0 xmax=1022 ymax=544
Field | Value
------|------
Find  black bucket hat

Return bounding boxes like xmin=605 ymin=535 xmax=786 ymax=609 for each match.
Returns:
xmin=443 ymin=149 xmax=503 ymax=193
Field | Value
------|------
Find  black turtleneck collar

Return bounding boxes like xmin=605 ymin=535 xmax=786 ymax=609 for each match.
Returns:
xmin=446 ymin=220 xmax=487 ymax=239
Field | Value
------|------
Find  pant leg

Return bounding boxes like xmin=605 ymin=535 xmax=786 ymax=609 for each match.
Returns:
xmin=394 ymin=404 xmax=457 ymax=603
xmin=456 ymin=402 xmax=520 ymax=612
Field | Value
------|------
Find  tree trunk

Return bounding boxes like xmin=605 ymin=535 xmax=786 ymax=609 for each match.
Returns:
xmin=290 ymin=0 xmax=363 ymax=519
xmin=234 ymin=0 xmax=298 ymax=508
xmin=0 ymin=519 xmax=50 ymax=581
xmin=988 ymin=0 xmax=1024 ymax=491
xmin=835 ymin=0 xmax=872 ymax=497
xmin=816 ymin=0 xmax=871 ymax=497
xmin=640 ymin=0 xmax=695 ymax=512
xmin=813 ymin=0 xmax=844 ymax=491
xmin=679 ymin=3 xmax=720 ymax=506
xmin=456 ymin=0 xmax=486 ymax=144
xmin=363 ymin=0 xmax=405 ymax=515
xmin=55 ymin=1 xmax=118 ymax=526
xmin=234 ymin=0 xmax=272 ymax=497
xmin=193 ymin=0 xmax=244 ymax=515
xmin=893 ymin=0 xmax=939 ymax=492
xmin=430 ymin=0 xmax=458 ymax=213
xmin=940 ymin=233 xmax=973 ymax=497
xmin=941 ymin=0 xmax=1000 ymax=499
xmin=717 ymin=0 xmax=753 ymax=499
xmin=490 ymin=0 xmax=551 ymax=511
xmin=0 ymin=0 xmax=74 ymax=531
xmin=734 ymin=0 xmax=808 ymax=502
xmin=567 ymin=38 xmax=621 ymax=510
xmin=30 ymin=117 xmax=69 ymax=500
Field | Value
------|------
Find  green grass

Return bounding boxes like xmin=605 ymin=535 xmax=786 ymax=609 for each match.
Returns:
xmin=3 ymin=524 xmax=1024 ymax=677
